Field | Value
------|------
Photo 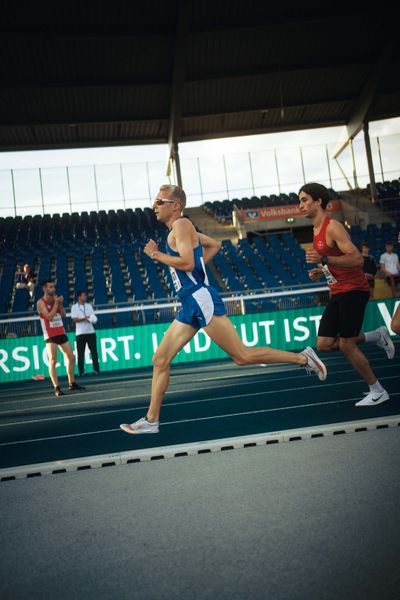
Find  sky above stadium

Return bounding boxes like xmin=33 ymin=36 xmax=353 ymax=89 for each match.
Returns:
xmin=0 ymin=117 xmax=399 ymax=171
xmin=0 ymin=117 xmax=399 ymax=216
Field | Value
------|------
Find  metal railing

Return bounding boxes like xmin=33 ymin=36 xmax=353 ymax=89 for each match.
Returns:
xmin=0 ymin=284 xmax=330 ymax=339
xmin=1 ymin=132 xmax=398 ymax=217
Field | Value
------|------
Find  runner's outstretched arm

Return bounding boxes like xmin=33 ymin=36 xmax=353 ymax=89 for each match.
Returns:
xmin=197 ymin=232 xmax=221 ymax=264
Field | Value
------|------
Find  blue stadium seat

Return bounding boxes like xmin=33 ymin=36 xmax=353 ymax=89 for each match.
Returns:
xmin=12 ymin=288 xmax=30 ymax=313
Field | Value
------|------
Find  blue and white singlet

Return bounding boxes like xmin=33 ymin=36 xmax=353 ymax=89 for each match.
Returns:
xmin=165 ymin=230 xmax=226 ymax=329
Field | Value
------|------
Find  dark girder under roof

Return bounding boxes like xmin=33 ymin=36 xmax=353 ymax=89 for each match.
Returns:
xmin=0 ymin=1 xmax=399 ymax=151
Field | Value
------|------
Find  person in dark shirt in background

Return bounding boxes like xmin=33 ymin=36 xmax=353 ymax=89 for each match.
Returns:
xmin=361 ymin=243 xmax=377 ymax=299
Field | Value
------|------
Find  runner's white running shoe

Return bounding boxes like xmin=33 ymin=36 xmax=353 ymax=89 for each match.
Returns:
xmin=376 ymin=326 xmax=395 ymax=359
xmin=120 ymin=417 xmax=160 ymax=434
xmin=300 ymin=347 xmax=327 ymax=381
xmin=355 ymin=390 xmax=389 ymax=406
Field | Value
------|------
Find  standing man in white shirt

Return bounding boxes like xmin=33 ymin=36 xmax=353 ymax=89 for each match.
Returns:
xmin=71 ymin=291 xmax=100 ymax=376
xmin=380 ymin=241 xmax=400 ymax=297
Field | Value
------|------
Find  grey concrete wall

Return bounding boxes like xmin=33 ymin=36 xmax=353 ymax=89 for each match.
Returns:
xmin=1 ymin=428 xmax=399 ymax=600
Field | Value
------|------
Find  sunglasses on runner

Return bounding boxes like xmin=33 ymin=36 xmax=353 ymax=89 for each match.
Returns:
xmin=154 ymin=197 xmax=179 ymax=206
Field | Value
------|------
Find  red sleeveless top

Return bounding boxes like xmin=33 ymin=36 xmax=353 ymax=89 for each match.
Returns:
xmin=38 ymin=298 xmax=66 ymax=340
xmin=314 ymin=217 xmax=369 ymax=295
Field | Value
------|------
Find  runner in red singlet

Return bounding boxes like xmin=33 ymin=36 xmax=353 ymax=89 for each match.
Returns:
xmin=37 ymin=279 xmax=84 ymax=397
xmin=299 ymin=182 xmax=393 ymax=406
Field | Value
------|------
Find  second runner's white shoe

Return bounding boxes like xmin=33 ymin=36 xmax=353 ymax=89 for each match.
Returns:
xmin=376 ymin=326 xmax=395 ymax=360
xmin=300 ymin=347 xmax=327 ymax=381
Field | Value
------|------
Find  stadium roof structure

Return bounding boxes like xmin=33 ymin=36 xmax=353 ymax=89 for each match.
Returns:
xmin=0 ymin=1 xmax=399 ymax=153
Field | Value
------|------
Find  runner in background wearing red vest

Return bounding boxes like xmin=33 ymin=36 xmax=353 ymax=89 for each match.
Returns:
xmin=37 ymin=279 xmax=85 ymax=397
xmin=299 ymin=183 xmax=394 ymax=407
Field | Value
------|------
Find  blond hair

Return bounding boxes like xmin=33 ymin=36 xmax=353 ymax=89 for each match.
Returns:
xmin=159 ymin=184 xmax=186 ymax=209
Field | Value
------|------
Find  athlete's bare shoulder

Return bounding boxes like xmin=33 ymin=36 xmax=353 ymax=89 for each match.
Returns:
xmin=171 ymin=217 xmax=197 ymax=246
xmin=171 ymin=216 xmax=195 ymax=234
xmin=327 ymin=218 xmax=349 ymax=239
xmin=37 ymin=297 xmax=47 ymax=315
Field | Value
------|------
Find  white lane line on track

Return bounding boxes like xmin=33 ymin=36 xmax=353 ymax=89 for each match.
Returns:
xmin=0 ymin=347 xmax=393 ymax=400
xmin=0 ymin=362 xmax=399 ymax=416
xmin=0 ymin=360 xmax=304 ymax=395
xmin=0 ymin=349 xmax=397 ymax=404
xmin=1 ymin=392 xmax=399 ymax=447
xmin=1 ymin=376 xmax=399 ymax=429
xmin=0 ymin=367 xmax=297 ymax=402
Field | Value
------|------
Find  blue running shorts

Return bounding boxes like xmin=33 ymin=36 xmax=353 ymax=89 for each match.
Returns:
xmin=176 ymin=285 xmax=226 ymax=329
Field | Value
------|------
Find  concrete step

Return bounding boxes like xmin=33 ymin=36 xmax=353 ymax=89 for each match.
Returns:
xmin=186 ymin=206 xmax=238 ymax=243
xmin=342 ymin=192 xmax=395 ymax=228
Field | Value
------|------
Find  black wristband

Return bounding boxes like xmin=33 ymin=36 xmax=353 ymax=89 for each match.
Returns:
xmin=321 ymin=255 xmax=328 ymax=266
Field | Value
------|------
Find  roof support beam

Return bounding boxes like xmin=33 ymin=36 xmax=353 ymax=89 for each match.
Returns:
xmin=333 ymin=41 xmax=397 ymax=160
xmin=0 ymin=59 xmax=370 ymax=89
xmin=0 ymin=13 xmax=360 ymax=40
xmin=0 ymin=98 xmax=353 ymax=129
xmin=166 ymin=0 xmax=190 ymax=188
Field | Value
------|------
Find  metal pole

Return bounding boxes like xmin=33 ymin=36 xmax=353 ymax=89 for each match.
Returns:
xmin=173 ymin=142 xmax=183 ymax=188
xmin=299 ymin=147 xmax=306 ymax=184
xmin=349 ymin=139 xmax=359 ymax=189
xmin=93 ymin=166 xmax=99 ymax=210
xmin=146 ymin=161 xmax=152 ymax=204
xmin=274 ymin=149 xmax=281 ymax=193
xmin=197 ymin=157 xmax=204 ymax=204
xmin=38 ymin=168 xmax=45 ymax=215
xmin=66 ymin=166 xmax=72 ymax=213
xmin=222 ymin=155 xmax=229 ymax=199
xmin=363 ymin=120 xmax=377 ymax=203
xmin=10 ymin=169 xmax=17 ymax=217
xmin=248 ymin=152 xmax=256 ymax=196
xmin=119 ymin=163 xmax=126 ymax=210
xmin=334 ymin=149 xmax=353 ymax=190
xmin=325 ymin=145 xmax=333 ymax=189
xmin=376 ymin=136 xmax=384 ymax=182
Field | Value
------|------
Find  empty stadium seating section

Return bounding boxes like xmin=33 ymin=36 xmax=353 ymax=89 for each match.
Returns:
xmin=1 ymin=189 xmax=399 ymax=332
xmin=0 ymin=205 xmax=325 ymax=326
xmin=0 ymin=208 xmax=169 ymax=316
xmin=203 ymin=188 xmax=343 ymax=224
xmin=368 ymin=179 xmax=400 ymax=221
xmin=350 ymin=222 xmax=399 ymax=260
xmin=0 ymin=209 xmax=218 ymax=330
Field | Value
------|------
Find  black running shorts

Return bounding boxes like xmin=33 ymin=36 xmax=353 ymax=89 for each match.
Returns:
xmin=318 ymin=290 xmax=370 ymax=339
xmin=45 ymin=334 xmax=69 ymax=345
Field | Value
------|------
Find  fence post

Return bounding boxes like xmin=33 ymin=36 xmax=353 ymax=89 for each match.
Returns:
xmin=197 ymin=157 xmax=204 ymax=204
xmin=38 ymin=168 xmax=45 ymax=215
xmin=222 ymin=154 xmax=229 ymax=199
xmin=274 ymin=149 xmax=281 ymax=193
xmin=93 ymin=166 xmax=99 ymax=210
xmin=10 ymin=169 xmax=17 ymax=217
xmin=120 ymin=164 xmax=126 ymax=209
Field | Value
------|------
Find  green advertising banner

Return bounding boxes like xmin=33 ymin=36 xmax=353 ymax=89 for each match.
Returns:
xmin=0 ymin=298 xmax=398 ymax=384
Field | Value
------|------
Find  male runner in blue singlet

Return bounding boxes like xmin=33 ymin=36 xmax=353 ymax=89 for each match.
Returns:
xmin=120 ymin=184 xmax=327 ymax=434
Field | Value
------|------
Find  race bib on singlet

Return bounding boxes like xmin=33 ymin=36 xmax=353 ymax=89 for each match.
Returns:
xmin=318 ymin=263 xmax=338 ymax=285
xmin=169 ymin=266 xmax=182 ymax=292
xmin=49 ymin=313 xmax=64 ymax=328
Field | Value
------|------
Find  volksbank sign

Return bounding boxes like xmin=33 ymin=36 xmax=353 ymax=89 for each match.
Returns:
xmin=0 ymin=299 xmax=398 ymax=384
